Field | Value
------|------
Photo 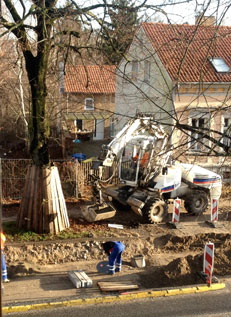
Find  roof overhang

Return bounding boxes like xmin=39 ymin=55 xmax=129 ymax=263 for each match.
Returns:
xmin=64 ymin=112 xmax=113 ymax=120
xmin=174 ymin=81 xmax=231 ymax=85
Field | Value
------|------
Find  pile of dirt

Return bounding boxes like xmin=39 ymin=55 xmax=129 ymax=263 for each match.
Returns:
xmin=139 ymin=256 xmax=201 ymax=288
xmin=158 ymin=233 xmax=231 ymax=252
xmin=139 ymin=246 xmax=231 ymax=289
xmin=2 ymin=199 xmax=231 ymax=288
xmin=4 ymin=231 xmax=231 ymax=288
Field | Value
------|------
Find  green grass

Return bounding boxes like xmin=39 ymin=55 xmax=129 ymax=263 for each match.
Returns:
xmin=3 ymin=222 xmax=92 ymax=242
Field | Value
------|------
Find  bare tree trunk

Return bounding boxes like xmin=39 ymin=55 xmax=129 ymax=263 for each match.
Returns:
xmin=16 ymin=51 xmax=70 ymax=233
xmin=16 ymin=2 xmax=70 ymax=233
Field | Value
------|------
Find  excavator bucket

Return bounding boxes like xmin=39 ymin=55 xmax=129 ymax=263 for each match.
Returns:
xmin=81 ymin=203 xmax=116 ymax=222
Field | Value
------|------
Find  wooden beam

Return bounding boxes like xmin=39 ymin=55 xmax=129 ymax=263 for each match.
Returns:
xmin=97 ymin=281 xmax=139 ymax=292
xmin=51 ymin=167 xmax=63 ymax=233
xmin=18 ymin=164 xmax=69 ymax=234
xmin=17 ymin=167 xmax=30 ymax=228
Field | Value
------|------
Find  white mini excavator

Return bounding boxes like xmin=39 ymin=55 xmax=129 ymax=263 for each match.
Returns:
xmin=82 ymin=115 xmax=222 ymax=223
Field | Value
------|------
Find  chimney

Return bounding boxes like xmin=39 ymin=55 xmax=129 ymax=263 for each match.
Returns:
xmin=195 ymin=15 xmax=215 ymax=26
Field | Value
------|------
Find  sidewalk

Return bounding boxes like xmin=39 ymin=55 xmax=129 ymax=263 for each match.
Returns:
xmin=2 ymin=261 xmax=226 ymax=314
xmin=3 ymin=261 xmax=110 ymax=305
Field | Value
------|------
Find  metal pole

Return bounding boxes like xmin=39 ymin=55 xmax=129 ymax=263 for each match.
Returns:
xmin=0 ymin=158 xmax=3 ymax=317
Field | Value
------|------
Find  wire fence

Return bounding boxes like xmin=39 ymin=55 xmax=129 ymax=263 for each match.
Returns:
xmin=1 ymin=159 xmax=119 ymax=201
xmin=1 ymin=158 xmax=231 ymax=202
xmin=2 ymin=159 xmax=86 ymax=201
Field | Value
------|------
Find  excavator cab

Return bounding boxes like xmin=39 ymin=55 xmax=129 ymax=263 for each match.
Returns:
xmin=119 ymin=139 xmax=152 ymax=186
xmin=119 ymin=144 xmax=140 ymax=184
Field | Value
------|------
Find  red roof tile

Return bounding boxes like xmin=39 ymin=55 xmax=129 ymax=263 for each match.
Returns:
xmin=64 ymin=65 xmax=116 ymax=94
xmin=142 ymin=22 xmax=231 ymax=83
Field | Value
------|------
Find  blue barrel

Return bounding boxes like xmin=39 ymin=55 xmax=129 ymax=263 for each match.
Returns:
xmin=72 ymin=153 xmax=86 ymax=162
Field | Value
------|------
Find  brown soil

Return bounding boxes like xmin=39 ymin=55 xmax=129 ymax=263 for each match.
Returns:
xmin=2 ymin=196 xmax=231 ymax=289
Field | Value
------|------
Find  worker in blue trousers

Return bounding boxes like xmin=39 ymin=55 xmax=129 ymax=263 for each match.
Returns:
xmin=102 ymin=241 xmax=125 ymax=275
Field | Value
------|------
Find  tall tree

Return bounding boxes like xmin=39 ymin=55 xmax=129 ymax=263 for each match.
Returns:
xmin=0 ymin=0 xmax=152 ymax=233
xmin=100 ymin=0 xmax=139 ymax=64
xmin=1 ymin=0 xmax=226 ymax=233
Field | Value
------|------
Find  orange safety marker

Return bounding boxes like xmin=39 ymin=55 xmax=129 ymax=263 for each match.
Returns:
xmin=206 ymin=264 xmax=212 ymax=286
xmin=206 ymin=199 xmax=222 ymax=228
xmin=203 ymin=242 xmax=214 ymax=285
xmin=211 ymin=199 xmax=218 ymax=223
xmin=172 ymin=198 xmax=181 ymax=223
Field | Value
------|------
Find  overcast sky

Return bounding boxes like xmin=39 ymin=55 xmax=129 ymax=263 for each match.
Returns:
xmin=10 ymin=0 xmax=231 ymax=27
xmin=75 ymin=0 xmax=231 ymax=26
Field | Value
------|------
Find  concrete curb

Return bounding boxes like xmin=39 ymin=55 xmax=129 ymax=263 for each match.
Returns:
xmin=3 ymin=283 xmax=225 ymax=314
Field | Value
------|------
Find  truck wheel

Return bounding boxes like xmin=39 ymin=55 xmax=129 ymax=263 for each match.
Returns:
xmin=184 ymin=190 xmax=208 ymax=215
xmin=144 ymin=200 xmax=168 ymax=224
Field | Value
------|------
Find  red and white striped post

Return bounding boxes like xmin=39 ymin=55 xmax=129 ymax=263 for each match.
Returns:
xmin=172 ymin=198 xmax=181 ymax=223
xmin=206 ymin=264 xmax=212 ymax=286
xmin=203 ymin=242 xmax=214 ymax=285
xmin=211 ymin=199 xmax=219 ymax=223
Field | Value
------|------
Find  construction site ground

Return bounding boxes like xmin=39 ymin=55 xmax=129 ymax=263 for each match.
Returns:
xmin=2 ymin=189 xmax=231 ymax=306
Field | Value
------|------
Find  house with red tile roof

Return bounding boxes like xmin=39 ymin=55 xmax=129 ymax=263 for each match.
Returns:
xmin=115 ymin=19 xmax=231 ymax=168
xmin=60 ymin=64 xmax=116 ymax=155
xmin=64 ymin=65 xmax=115 ymax=95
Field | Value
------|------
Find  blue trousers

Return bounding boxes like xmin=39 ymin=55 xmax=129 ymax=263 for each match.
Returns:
xmin=108 ymin=242 xmax=125 ymax=274
xmin=2 ymin=252 xmax=7 ymax=281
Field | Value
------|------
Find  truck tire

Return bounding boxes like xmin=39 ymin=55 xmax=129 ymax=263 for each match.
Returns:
xmin=184 ymin=190 xmax=208 ymax=215
xmin=144 ymin=199 xmax=168 ymax=224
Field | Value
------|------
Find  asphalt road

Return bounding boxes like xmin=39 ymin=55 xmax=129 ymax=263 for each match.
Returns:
xmin=4 ymin=281 xmax=231 ymax=317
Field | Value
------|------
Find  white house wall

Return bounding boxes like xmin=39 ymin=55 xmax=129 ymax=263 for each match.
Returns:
xmin=115 ymin=26 xmax=174 ymax=134
xmin=172 ymin=82 xmax=231 ymax=165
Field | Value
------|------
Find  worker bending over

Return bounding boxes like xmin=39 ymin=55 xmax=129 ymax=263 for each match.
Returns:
xmin=102 ymin=241 xmax=125 ymax=275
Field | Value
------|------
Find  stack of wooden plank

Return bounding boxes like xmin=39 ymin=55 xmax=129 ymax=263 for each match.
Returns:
xmin=17 ymin=165 xmax=70 ymax=234
xmin=97 ymin=281 xmax=139 ymax=292
xmin=43 ymin=166 xmax=70 ymax=233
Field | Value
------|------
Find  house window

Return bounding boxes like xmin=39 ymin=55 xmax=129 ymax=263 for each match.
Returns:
xmin=189 ymin=114 xmax=210 ymax=152
xmin=209 ymin=58 xmax=230 ymax=73
xmin=132 ymin=61 xmax=138 ymax=80
xmin=85 ymin=98 xmax=94 ymax=110
xmin=222 ymin=117 xmax=231 ymax=147
xmin=144 ymin=60 xmax=150 ymax=83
